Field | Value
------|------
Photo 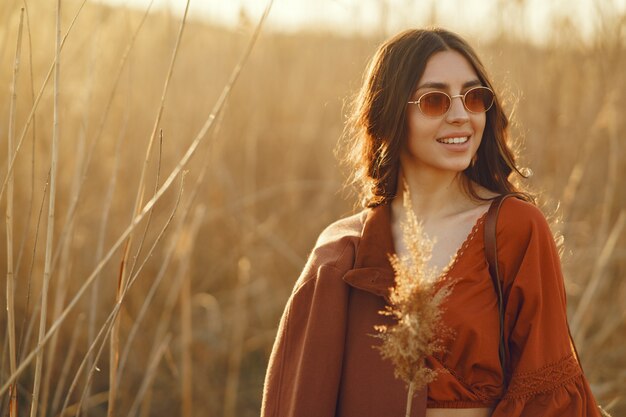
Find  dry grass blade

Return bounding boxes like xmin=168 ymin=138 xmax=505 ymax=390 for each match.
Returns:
xmin=116 ymin=178 xmax=199 ymax=382
xmin=237 ymin=211 xmax=304 ymax=269
xmin=571 ymin=210 xmax=626 ymax=347
xmin=0 ymin=123 xmax=179 ymax=397
xmin=58 ymin=174 xmax=186 ymax=417
xmin=63 ymin=303 xmax=113 ymax=417
xmin=223 ymin=257 xmax=251 ymax=417
xmin=49 ymin=0 xmax=156 ymax=275
xmin=177 ymin=206 xmax=206 ymax=417
xmin=0 ymin=0 xmax=273 ymax=399
xmin=116 ymin=152 xmax=208 ymax=383
xmin=129 ymin=130 xmax=164 ymax=280
xmin=41 ymin=101 xmax=91 ymax=414
xmin=54 ymin=392 xmax=108 ymax=417
xmin=180 ymin=256 xmax=193 ymax=417
xmin=13 ymin=5 xmax=40 ymax=397
xmin=208 ymin=164 xmax=305 ymax=268
xmin=51 ymin=314 xmax=85 ymax=415
xmin=30 ymin=1 xmax=62 ymax=415
xmin=109 ymin=1 xmax=190 ymax=413
xmin=41 ymin=220 xmax=78 ymax=417
xmin=560 ymin=137 xmax=594 ymax=226
xmin=195 ymin=0 xmax=274 ymax=141
xmin=86 ymin=85 xmax=130 ymax=414
xmin=6 ymin=8 xmax=24 ymax=417
xmin=375 ymin=190 xmax=452 ymax=417
xmin=588 ymin=309 xmax=626 ymax=355
xmin=559 ymin=90 xmax=616 ymax=223
xmin=84 ymin=83 xmax=132 ymax=412
xmin=17 ymin=173 xmax=49 ymax=365
xmin=0 ymin=0 xmax=89 ymax=205
xmin=203 ymin=179 xmax=340 ymax=221
xmin=594 ymin=111 xmax=619 ymax=266
xmin=133 ymin=204 xmax=205 ymax=405
xmin=116 ymin=0 xmax=273 ymax=384
xmin=13 ymin=0 xmax=38 ymax=279
xmin=126 ymin=334 xmax=173 ymax=417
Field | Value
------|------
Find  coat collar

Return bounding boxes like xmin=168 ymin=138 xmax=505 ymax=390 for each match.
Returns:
xmin=342 ymin=203 xmax=396 ymax=301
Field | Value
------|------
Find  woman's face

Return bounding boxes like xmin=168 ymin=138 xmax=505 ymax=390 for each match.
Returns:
xmin=402 ymin=50 xmax=486 ymax=179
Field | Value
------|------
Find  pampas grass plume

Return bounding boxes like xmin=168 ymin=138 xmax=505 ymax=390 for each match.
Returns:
xmin=375 ymin=190 xmax=453 ymax=416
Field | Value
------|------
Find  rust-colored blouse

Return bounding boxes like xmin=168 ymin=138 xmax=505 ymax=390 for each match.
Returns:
xmin=421 ymin=197 xmax=600 ymax=415
xmin=261 ymin=197 xmax=602 ymax=416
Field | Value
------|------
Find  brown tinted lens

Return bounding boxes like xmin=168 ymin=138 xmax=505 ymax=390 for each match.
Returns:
xmin=419 ymin=92 xmax=450 ymax=116
xmin=464 ymin=87 xmax=494 ymax=113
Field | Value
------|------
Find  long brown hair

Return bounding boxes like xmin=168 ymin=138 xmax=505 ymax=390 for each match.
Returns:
xmin=342 ymin=28 xmax=530 ymax=208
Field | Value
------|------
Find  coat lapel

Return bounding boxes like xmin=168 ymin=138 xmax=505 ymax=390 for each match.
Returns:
xmin=342 ymin=203 xmax=396 ymax=301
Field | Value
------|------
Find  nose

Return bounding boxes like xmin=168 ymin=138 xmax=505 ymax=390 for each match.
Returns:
xmin=446 ymin=94 xmax=470 ymax=124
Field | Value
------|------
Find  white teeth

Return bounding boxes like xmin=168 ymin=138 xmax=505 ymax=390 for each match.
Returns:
xmin=437 ymin=136 xmax=469 ymax=144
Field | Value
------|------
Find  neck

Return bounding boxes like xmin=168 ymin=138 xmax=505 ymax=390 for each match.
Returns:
xmin=394 ymin=164 xmax=470 ymax=222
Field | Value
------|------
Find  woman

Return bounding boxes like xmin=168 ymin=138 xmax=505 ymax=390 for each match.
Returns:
xmin=261 ymin=28 xmax=603 ymax=417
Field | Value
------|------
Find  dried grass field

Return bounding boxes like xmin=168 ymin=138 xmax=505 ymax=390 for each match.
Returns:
xmin=0 ymin=0 xmax=624 ymax=416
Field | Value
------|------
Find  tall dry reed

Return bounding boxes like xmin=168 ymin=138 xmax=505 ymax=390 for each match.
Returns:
xmin=5 ymin=7 xmax=24 ymax=417
xmin=29 ymin=1 xmax=61 ymax=416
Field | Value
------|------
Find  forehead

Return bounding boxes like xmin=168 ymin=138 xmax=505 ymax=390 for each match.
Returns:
xmin=416 ymin=50 xmax=479 ymax=88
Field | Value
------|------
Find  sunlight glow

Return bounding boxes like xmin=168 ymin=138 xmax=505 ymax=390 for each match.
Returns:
xmin=96 ymin=0 xmax=626 ymax=44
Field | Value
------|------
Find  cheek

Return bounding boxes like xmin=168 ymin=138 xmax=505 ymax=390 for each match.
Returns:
xmin=473 ymin=114 xmax=487 ymax=139
xmin=479 ymin=113 xmax=487 ymax=130
xmin=406 ymin=113 xmax=439 ymax=141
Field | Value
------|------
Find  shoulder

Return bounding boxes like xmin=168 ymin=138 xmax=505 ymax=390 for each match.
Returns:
xmin=494 ymin=196 xmax=563 ymax=283
xmin=295 ymin=209 xmax=368 ymax=290
xmin=496 ymin=196 xmax=553 ymax=244
xmin=315 ymin=210 xmax=367 ymax=249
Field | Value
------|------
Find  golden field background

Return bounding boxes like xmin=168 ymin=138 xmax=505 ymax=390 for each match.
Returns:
xmin=0 ymin=0 xmax=624 ymax=416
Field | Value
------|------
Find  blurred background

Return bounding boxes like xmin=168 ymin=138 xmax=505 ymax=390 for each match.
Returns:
xmin=0 ymin=0 xmax=624 ymax=416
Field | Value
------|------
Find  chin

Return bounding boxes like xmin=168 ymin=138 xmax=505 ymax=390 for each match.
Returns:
xmin=440 ymin=161 xmax=472 ymax=173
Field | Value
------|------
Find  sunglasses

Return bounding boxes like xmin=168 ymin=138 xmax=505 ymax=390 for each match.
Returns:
xmin=407 ymin=86 xmax=495 ymax=117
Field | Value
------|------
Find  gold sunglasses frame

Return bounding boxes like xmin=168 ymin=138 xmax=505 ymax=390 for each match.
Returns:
xmin=407 ymin=86 xmax=495 ymax=118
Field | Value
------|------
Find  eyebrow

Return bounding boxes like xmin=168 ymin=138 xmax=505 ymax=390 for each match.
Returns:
xmin=415 ymin=79 xmax=482 ymax=91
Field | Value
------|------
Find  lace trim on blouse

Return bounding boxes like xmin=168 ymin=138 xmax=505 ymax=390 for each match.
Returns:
xmin=503 ymin=354 xmax=582 ymax=400
xmin=439 ymin=210 xmax=488 ymax=281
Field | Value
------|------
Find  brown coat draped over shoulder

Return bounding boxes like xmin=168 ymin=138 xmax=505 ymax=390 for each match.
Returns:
xmin=260 ymin=206 xmax=427 ymax=417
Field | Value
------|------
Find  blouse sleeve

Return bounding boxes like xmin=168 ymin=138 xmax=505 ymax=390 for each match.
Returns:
xmin=491 ymin=199 xmax=603 ymax=417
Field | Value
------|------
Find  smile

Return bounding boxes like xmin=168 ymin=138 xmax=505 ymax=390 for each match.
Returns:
xmin=436 ymin=136 xmax=469 ymax=144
